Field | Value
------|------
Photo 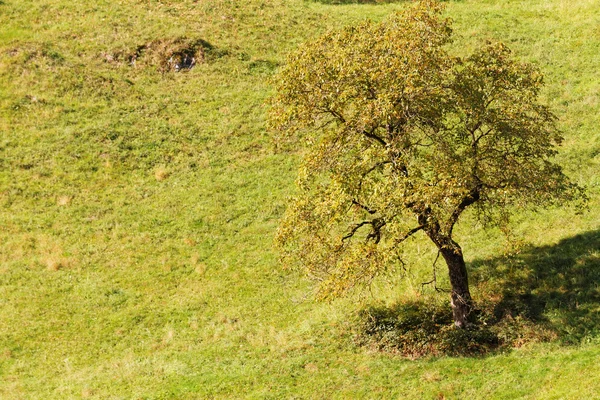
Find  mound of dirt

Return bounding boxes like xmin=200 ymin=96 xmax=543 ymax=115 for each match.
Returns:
xmin=102 ymin=37 xmax=225 ymax=72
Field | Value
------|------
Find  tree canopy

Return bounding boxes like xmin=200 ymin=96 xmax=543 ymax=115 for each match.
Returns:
xmin=269 ymin=0 xmax=583 ymax=328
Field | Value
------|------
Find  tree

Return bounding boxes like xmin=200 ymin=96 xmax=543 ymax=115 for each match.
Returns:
xmin=269 ymin=0 xmax=583 ymax=328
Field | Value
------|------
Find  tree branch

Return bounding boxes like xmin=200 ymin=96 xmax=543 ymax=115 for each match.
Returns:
xmin=362 ymin=128 xmax=387 ymax=147
xmin=393 ymin=224 xmax=425 ymax=246
xmin=357 ymin=160 xmax=392 ymax=197
xmin=352 ymin=199 xmax=377 ymax=214
xmin=341 ymin=217 xmax=389 ymax=244
xmin=318 ymin=107 xmax=346 ymax=124
xmin=421 ymin=250 xmax=450 ymax=293
xmin=341 ymin=221 xmax=372 ymax=241
xmin=366 ymin=218 xmax=386 ymax=244
xmin=448 ymin=187 xmax=481 ymax=236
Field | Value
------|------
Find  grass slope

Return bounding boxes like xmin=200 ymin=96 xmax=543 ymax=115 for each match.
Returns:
xmin=1 ymin=0 xmax=599 ymax=398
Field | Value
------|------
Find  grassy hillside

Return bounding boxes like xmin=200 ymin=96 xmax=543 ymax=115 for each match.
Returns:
xmin=1 ymin=0 xmax=599 ymax=398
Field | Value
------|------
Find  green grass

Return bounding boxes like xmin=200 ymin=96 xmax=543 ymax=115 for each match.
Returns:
xmin=1 ymin=0 xmax=599 ymax=398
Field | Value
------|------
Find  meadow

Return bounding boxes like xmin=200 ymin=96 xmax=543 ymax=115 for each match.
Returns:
xmin=1 ymin=0 xmax=599 ymax=398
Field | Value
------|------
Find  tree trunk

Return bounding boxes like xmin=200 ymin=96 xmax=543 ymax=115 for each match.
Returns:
xmin=439 ymin=244 xmax=473 ymax=328
xmin=421 ymin=217 xmax=474 ymax=328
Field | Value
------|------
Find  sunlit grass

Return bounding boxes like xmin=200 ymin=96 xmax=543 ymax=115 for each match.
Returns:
xmin=1 ymin=0 xmax=599 ymax=398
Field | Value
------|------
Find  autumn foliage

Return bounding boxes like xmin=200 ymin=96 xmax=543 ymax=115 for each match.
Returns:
xmin=270 ymin=0 xmax=583 ymax=328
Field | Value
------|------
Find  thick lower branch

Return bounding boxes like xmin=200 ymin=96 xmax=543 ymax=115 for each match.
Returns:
xmin=448 ymin=186 xmax=481 ymax=235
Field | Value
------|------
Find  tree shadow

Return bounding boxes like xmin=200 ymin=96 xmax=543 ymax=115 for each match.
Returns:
xmin=470 ymin=229 xmax=600 ymax=344
xmin=355 ymin=230 xmax=600 ymax=357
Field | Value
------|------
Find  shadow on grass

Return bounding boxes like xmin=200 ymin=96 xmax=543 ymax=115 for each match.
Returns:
xmin=356 ymin=230 xmax=600 ymax=357
xmin=472 ymin=229 xmax=600 ymax=344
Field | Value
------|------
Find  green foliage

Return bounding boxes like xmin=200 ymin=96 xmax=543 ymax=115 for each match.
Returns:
xmin=271 ymin=0 xmax=583 ymax=301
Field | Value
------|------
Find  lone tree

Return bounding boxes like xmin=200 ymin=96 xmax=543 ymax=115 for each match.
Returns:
xmin=270 ymin=1 xmax=582 ymax=328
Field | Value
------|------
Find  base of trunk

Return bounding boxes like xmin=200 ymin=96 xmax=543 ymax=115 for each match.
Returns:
xmin=450 ymin=289 xmax=472 ymax=328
